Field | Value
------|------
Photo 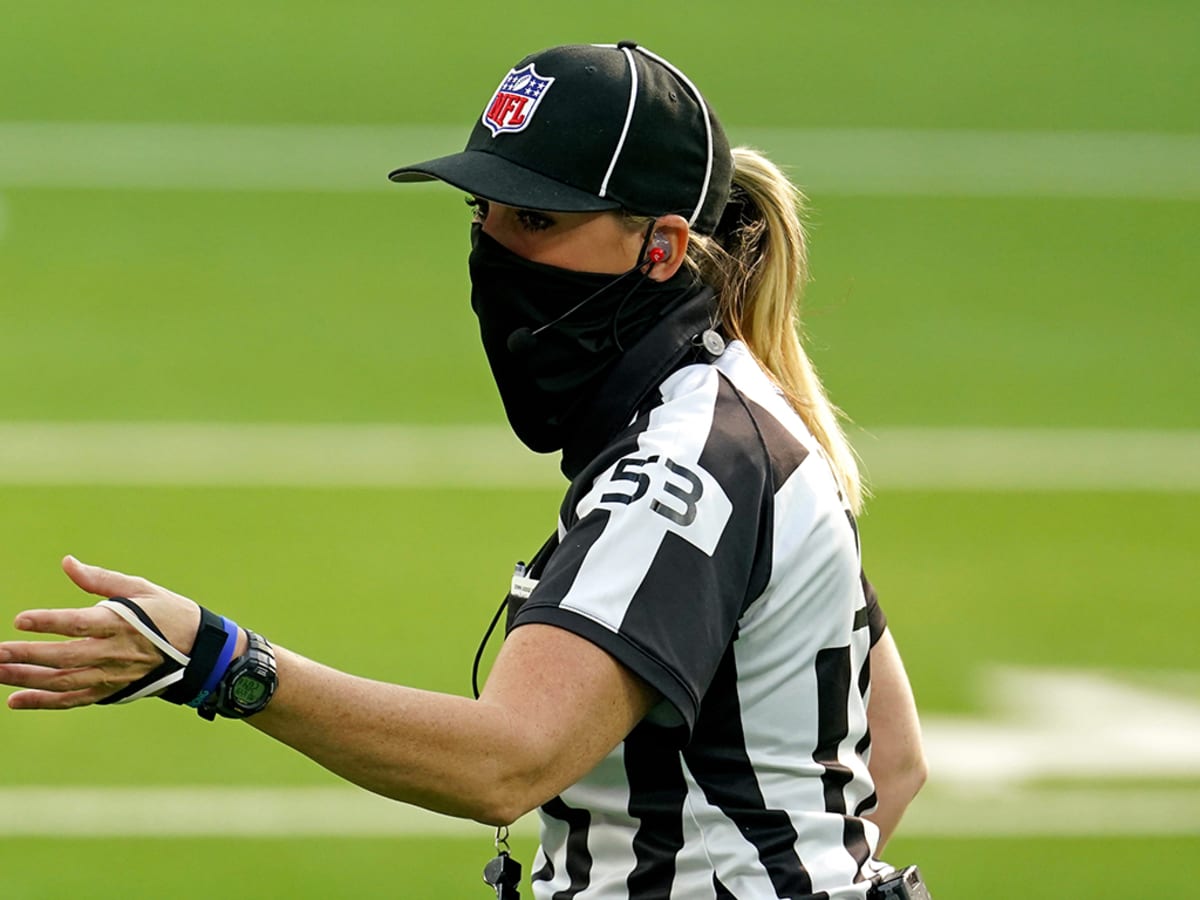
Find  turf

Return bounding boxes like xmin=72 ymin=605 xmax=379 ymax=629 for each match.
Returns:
xmin=0 ymin=836 xmax=1192 ymax=899
xmin=1 ymin=191 xmax=1197 ymax=427
xmin=2 ymin=2 xmax=1198 ymax=132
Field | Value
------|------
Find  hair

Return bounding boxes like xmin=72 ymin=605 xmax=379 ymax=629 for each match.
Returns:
xmin=633 ymin=148 xmax=864 ymax=512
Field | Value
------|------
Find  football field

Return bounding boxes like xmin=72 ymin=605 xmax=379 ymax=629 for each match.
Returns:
xmin=2 ymin=3 xmax=1198 ymax=897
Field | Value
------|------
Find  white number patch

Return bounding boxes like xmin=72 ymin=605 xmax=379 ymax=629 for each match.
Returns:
xmin=593 ymin=454 xmax=732 ymax=555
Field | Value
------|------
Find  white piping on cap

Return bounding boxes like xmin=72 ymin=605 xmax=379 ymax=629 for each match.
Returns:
xmin=632 ymin=46 xmax=715 ymax=228
xmin=598 ymin=46 xmax=639 ymax=199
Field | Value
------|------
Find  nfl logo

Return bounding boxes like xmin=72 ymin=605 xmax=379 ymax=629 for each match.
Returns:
xmin=481 ymin=64 xmax=556 ymax=137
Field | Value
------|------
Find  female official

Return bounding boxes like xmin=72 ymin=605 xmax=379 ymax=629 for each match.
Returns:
xmin=0 ymin=42 xmax=927 ymax=899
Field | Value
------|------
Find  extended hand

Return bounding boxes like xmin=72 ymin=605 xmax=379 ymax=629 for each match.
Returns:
xmin=0 ymin=556 xmax=200 ymax=710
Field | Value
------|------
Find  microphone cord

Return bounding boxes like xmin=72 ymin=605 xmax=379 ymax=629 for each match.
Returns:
xmin=518 ymin=225 xmax=658 ymax=344
xmin=472 ymin=596 xmax=508 ymax=700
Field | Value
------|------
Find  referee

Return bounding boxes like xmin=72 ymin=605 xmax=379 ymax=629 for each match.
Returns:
xmin=0 ymin=42 xmax=928 ymax=899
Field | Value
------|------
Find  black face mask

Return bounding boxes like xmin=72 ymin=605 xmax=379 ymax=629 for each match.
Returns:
xmin=468 ymin=223 xmax=696 ymax=452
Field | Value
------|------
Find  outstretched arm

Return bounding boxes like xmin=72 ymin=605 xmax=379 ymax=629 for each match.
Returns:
xmin=248 ymin=621 xmax=656 ymax=824
xmin=864 ymin=628 xmax=927 ymax=852
xmin=0 ymin=557 xmax=658 ymax=826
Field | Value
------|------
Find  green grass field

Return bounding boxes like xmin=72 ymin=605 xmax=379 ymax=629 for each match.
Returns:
xmin=2 ymin=2 xmax=1198 ymax=897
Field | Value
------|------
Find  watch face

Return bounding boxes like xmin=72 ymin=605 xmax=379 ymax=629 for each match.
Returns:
xmin=231 ymin=673 xmax=268 ymax=707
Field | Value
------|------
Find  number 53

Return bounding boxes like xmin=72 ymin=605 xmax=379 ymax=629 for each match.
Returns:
xmin=600 ymin=455 xmax=704 ymax=526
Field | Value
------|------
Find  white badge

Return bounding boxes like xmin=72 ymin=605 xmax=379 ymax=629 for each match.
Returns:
xmin=510 ymin=563 xmax=539 ymax=600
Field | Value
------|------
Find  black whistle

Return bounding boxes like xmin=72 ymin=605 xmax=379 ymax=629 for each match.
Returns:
xmin=482 ymin=850 xmax=522 ymax=898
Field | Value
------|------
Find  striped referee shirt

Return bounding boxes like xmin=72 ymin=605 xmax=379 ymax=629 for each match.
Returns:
xmin=508 ymin=293 xmax=887 ymax=899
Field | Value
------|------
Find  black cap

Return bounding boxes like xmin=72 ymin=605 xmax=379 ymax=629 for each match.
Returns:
xmin=388 ymin=42 xmax=733 ymax=235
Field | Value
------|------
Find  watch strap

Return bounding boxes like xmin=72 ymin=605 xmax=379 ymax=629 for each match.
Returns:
xmin=199 ymin=630 xmax=277 ymax=721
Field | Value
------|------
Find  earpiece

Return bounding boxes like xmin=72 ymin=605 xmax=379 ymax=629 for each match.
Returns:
xmin=647 ymin=232 xmax=670 ymax=264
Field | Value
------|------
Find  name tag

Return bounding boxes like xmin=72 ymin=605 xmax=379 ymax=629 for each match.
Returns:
xmin=510 ymin=573 xmax=539 ymax=600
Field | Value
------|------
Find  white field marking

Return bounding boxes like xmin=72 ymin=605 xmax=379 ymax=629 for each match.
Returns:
xmin=0 ymin=422 xmax=561 ymax=489
xmin=851 ymin=426 xmax=1200 ymax=492
xmin=1 ymin=669 xmax=1198 ymax=838
xmin=900 ymin=785 xmax=1200 ymax=837
xmin=0 ymin=422 xmax=1197 ymax=491
xmin=0 ymin=785 xmax=1196 ymax=838
xmin=1 ymin=122 xmax=1198 ymax=199
xmin=921 ymin=667 xmax=1200 ymax=785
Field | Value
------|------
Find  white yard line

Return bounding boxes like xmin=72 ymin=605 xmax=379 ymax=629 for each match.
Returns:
xmin=0 ymin=784 xmax=1193 ymax=838
xmin=853 ymin=426 xmax=1200 ymax=492
xmin=0 ymin=422 xmax=1196 ymax=491
xmin=900 ymin=785 xmax=1200 ymax=837
xmin=1 ymin=123 xmax=1197 ymax=199
xmin=0 ymin=423 xmax=559 ymax=489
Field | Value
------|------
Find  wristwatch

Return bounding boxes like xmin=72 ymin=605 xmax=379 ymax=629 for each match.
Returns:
xmin=199 ymin=630 xmax=278 ymax=720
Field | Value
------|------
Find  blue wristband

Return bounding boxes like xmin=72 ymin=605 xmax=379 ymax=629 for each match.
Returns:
xmin=188 ymin=617 xmax=240 ymax=708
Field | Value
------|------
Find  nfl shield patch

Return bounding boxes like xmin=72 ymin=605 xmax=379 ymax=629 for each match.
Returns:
xmin=481 ymin=64 xmax=556 ymax=137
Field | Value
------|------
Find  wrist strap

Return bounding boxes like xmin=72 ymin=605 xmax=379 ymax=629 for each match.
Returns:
xmin=161 ymin=606 xmax=234 ymax=706
xmin=94 ymin=597 xmax=238 ymax=707
xmin=185 ymin=614 xmax=240 ymax=708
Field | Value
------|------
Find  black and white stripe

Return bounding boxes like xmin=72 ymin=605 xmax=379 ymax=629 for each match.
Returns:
xmin=511 ymin=341 xmax=885 ymax=899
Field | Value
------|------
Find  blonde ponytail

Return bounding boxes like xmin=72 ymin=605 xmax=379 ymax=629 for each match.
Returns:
xmin=687 ymin=147 xmax=865 ymax=513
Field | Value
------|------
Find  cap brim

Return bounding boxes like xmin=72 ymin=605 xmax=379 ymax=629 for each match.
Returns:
xmin=388 ymin=150 xmax=621 ymax=214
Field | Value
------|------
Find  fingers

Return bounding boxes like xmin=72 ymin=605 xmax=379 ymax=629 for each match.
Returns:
xmin=0 ymin=607 xmax=167 ymax=711
xmin=0 ymin=662 xmax=138 ymax=694
xmin=8 ymin=686 xmax=107 ymax=711
xmin=0 ymin=636 xmax=160 ymax=670
xmin=61 ymin=555 xmax=152 ymax=600
xmin=2 ymin=557 xmax=202 ymax=712
xmin=0 ymin=628 xmax=162 ymax=704
xmin=11 ymin=606 xmax=124 ymax=639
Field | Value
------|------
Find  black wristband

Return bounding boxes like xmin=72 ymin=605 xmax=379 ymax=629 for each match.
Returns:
xmin=160 ymin=605 xmax=229 ymax=705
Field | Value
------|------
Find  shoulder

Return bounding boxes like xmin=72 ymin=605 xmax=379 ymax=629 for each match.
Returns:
xmin=614 ymin=348 xmax=789 ymax=497
xmin=683 ymin=342 xmax=819 ymax=491
xmin=565 ymin=343 xmax=826 ymax=521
